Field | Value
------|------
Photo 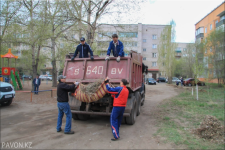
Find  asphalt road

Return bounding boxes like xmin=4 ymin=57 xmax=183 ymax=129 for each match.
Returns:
xmin=0 ymin=83 xmax=178 ymax=149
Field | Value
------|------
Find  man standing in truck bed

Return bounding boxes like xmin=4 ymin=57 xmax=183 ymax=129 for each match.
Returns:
xmin=105 ymin=34 xmax=124 ymax=62
xmin=71 ymin=37 xmax=94 ymax=61
xmin=105 ymin=77 xmax=129 ymax=141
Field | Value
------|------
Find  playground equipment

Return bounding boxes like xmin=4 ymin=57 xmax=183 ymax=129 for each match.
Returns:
xmin=1 ymin=48 xmax=22 ymax=90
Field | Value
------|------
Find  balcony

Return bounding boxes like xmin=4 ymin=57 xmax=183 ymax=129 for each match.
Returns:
xmin=196 ymin=33 xmax=204 ymax=39
xmin=175 ymin=53 xmax=182 ymax=58
xmin=216 ymin=19 xmax=225 ymax=28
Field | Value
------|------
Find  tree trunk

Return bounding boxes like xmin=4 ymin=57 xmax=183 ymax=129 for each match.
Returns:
xmin=87 ymin=0 xmax=91 ymax=44
xmin=78 ymin=2 xmax=82 ymax=39
xmin=51 ymin=38 xmax=57 ymax=87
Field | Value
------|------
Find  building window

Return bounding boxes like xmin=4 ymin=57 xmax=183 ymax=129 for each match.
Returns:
xmin=143 ymin=48 xmax=146 ymax=51
xmin=119 ymin=32 xmax=138 ymax=38
xmin=196 ymin=27 xmax=204 ymax=35
xmin=152 ymin=62 xmax=157 ymax=67
xmin=44 ymin=64 xmax=46 ymax=67
xmin=205 ymin=49 xmax=207 ymax=54
xmin=205 ymin=27 xmax=207 ymax=33
xmin=98 ymin=32 xmax=117 ymax=38
xmin=18 ymin=50 xmax=21 ymax=55
xmin=152 ymin=44 xmax=157 ymax=49
xmin=71 ymin=35 xmax=75 ymax=39
xmin=183 ymin=48 xmax=187 ymax=51
xmin=143 ymin=39 xmax=146 ymax=43
xmin=60 ymin=43 xmax=64 ymax=48
xmin=152 ymin=53 xmax=157 ymax=58
xmin=124 ymin=41 xmax=137 ymax=47
xmin=210 ymin=24 xmax=212 ymax=30
xmin=220 ymin=15 xmax=225 ymax=21
xmin=215 ymin=20 xmax=218 ymax=24
xmin=152 ymin=35 xmax=157 ymax=40
xmin=143 ymin=57 xmax=146 ymax=60
xmin=210 ymin=47 xmax=212 ymax=52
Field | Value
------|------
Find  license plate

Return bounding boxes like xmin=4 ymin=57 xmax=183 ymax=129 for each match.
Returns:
xmin=5 ymin=95 xmax=12 ymax=98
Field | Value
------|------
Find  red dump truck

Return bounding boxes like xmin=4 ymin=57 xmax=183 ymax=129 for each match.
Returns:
xmin=63 ymin=51 xmax=148 ymax=125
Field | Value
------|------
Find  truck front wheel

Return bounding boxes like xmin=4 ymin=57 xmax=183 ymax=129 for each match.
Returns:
xmin=126 ymin=98 xmax=137 ymax=125
xmin=72 ymin=114 xmax=79 ymax=120
xmin=77 ymin=114 xmax=90 ymax=121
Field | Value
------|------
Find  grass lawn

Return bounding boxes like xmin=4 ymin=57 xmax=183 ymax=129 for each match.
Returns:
xmin=155 ymin=84 xmax=224 ymax=149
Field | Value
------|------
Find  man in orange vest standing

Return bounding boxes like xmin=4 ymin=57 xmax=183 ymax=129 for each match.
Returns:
xmin=105 ymin=77 xmax=129 ymax=141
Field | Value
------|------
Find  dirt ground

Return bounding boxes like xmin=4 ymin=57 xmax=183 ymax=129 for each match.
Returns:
xmin=1 ymin=82 xmax=180 ymax=149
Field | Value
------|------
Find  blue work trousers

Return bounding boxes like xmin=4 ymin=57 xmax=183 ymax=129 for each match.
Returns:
xmin=110 ymin=106 xmax=125 ymax=139
xmin=56 ymin=102 xmax=72 ymax=132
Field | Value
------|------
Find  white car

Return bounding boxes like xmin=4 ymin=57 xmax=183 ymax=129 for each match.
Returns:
xmin=172 ymin=77 xmax=181 ymax=83
xmin=39 ymin=75 xmax=52 ymax=81
xmin=0 ymin=82 xmax=15 ymax=106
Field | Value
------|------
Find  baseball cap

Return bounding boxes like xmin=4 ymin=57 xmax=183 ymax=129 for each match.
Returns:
xmin=80 ymin=37 xmax=85 ymax=41
xmin=58 ymin=75 xmax=66 ymax=80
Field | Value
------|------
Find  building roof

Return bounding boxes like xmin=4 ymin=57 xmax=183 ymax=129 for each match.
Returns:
xmin=195 ymin=1 xmax=225 ymax=25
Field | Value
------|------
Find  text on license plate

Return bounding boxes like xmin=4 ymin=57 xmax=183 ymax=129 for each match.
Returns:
xmin=5 ymin=95 xmax=12 ymax=98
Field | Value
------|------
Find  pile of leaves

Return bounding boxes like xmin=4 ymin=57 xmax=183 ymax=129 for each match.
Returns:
xmin=193 ymin=115 xmax=224 ymax=144
xmin=79 ymin=79 xmax=103 ymax=95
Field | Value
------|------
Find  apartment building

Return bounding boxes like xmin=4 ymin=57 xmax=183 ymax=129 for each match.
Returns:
xmin=195 ymin=1 xmax=225 ymax=82
xmin=175 ymin=43 xmax=195 ymax=59
xmin=96 ymin=23 xmax=169 ymax=79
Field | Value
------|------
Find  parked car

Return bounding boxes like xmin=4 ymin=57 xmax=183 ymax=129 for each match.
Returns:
xmin=172 ymin=77 xmax=181 ymax=83
xmin=0 ymin=81 xmax=15 ymax=106
xmin=157 ymin=77 xmax=167 ymax=83
xmin=146 ymin=78 xmax=156 ymax=85
xmin=21 ymin=75 xmax=32 ymax=80
xmin=39 ymin=75 xmax=52 ymax=81
xmin=183 ymin=78 xmax=206 ymax=86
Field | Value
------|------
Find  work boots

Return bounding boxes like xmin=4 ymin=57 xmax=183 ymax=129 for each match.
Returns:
xmin=64 ymin=131 xmax=74 ymax=134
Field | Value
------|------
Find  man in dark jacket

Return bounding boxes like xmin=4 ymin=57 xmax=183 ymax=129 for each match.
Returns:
xmin=105 ymin=34 xmax=124 ymax=62
xmin=56 ymin=76 xmax=79 ymax=134
xmin=71 ymin=37 xmax=94 ymax=60
xmin=33 ymin=75 xmax=41 ymax=94
xmin=105 ymin=77 xmax=129 ymax=141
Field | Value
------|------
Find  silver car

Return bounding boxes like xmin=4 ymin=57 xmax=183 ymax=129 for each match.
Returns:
xmin=172 ymin=77 xmax=181 ymax=83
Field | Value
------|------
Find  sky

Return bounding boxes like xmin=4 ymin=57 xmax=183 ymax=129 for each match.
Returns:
xmin=137 ymin=0 xmax=225 ymax=43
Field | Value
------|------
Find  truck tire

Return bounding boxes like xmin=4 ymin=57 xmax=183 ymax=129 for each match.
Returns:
xmin=121 ymin=117 xmax=126 ymax=124
xmin=72 ymin=114 xmax=79 ymax=120
xmin=77 ymin=114 xmax=90 ymax=121
xmin=135 ymin=92 xmax=141 ymax=116
xmin=141 ymin=94 xmax=145 ymax=106
xmin=126 ymin=97 xmax=137 ymax=125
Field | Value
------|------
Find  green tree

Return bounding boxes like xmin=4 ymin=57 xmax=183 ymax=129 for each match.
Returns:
xmin=0 ymin=1 xmax=22 ymax=55
xmin=205 ymin=27 xmax=225 ymax=85
xmin=157 ymin=20 xmax=177 ymax=84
